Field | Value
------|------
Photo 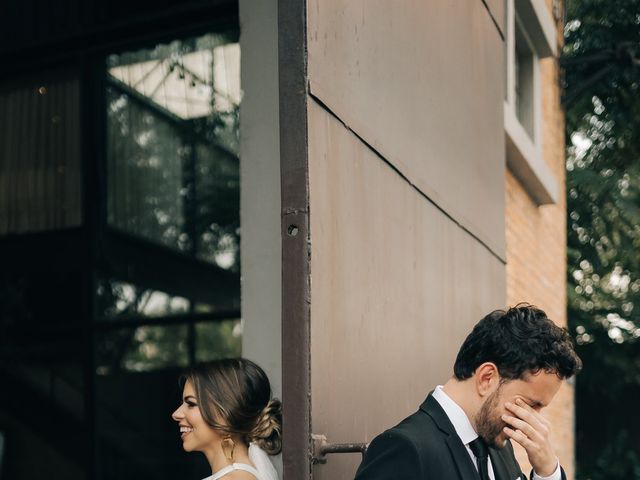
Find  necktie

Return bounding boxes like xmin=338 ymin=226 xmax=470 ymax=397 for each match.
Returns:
xmin=469 ymin=437 xmax=490 ymax=480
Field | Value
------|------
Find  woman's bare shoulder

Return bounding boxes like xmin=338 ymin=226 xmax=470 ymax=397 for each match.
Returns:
xmin=222 ymin=470 xmax=258 ymax=480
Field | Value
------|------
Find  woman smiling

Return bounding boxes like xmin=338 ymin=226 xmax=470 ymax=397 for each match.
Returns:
xmin=172 ymin=359 xmax=281 ymax=480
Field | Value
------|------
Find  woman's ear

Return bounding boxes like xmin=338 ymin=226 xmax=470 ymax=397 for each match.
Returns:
xmin=473 ymin=362 xmax=500 ymax=397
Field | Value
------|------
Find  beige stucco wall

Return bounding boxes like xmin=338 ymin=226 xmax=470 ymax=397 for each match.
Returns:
xmin=306 ymin=1 xmax=507 ymax=478
xmin=307 ymin=0 xmax=506 ymax=259
xmin=308 ymin=99 xmax=506 ymax=479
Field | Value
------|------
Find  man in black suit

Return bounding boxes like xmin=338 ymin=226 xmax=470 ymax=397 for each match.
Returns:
xmin=355 ymin=305 xmax=582 ymax=480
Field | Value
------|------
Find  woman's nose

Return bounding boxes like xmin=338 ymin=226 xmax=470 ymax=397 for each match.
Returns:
xmin=172 ymin=406 xmax=183 ymax=421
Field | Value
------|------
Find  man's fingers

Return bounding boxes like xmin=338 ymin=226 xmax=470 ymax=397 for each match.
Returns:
xmin=504 ymin=401 xmax=548 ymax=435
xmin=503 ymin=400 xmax=557 ymax=477
xmin=501 ymin=414 xmax=541 ymax=441
xmin=505 ymin=401 xmax=534 ymax=419
xmin=503 ymin=427 xmax=534 ymax=450
xmin=515 ymin=399 xmax=551 ymax=427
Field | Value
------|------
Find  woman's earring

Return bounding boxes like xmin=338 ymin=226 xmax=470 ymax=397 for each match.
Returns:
xmin=222 ymin=435 xmax=235 ymax=462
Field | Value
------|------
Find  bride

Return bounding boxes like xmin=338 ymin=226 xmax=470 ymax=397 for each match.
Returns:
xmin=172 ymin=358 xmax=281 ymax=480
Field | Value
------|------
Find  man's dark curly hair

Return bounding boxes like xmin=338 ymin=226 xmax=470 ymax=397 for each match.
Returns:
xmin=453 ymin=304 xmax=582 ymax=380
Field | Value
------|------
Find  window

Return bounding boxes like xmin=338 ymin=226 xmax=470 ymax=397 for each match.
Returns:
xmin=106 ymin=33 xmax=240 ymax=269
xmin=0 ymin=21 xmax=241 ymax=480
xmin=515 ymin=18 xmax=535 ymax=139
xmin=504 ymin=0 xmax=559 ymax=205
xmin=0 ymin=73 xmax=82 ymax=234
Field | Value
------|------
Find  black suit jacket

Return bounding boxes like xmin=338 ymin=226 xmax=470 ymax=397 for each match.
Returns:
xmin=355 ymin=393 xmax=566 ymax=480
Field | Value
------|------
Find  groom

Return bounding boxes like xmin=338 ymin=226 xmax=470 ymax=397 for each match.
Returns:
xmin=355 ymin=305 xmax=582 ymax=480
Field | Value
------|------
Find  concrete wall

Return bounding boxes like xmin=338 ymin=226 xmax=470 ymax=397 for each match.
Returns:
xmin=306 ymin=1 xmax=507 ymax=477
xmin=239 ymin=1 xmax=282 ymax=474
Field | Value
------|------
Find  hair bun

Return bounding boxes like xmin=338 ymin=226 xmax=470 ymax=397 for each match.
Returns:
xmin=249 ymin=398 xmax=282 ymax=455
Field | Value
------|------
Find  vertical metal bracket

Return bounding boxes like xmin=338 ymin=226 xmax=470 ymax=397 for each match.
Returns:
xmin=311 ymin=434 xmax=368 ymax=465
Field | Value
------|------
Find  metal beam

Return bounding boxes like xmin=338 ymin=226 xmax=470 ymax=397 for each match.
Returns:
xmin=279 ymin=0 xmax=311 ymax=477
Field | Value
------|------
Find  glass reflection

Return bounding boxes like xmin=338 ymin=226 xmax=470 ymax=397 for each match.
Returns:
xmin=194 ymin=142 xmax=239 ymax=269
xmin=96 ymin=278 xmax=193 ymax=320
xmin=195 ymin=319 xmax=242 ymax=361
xmin=106 ymin=33 xmax=240 ymax=269
xmin=96 ymin=324 xmax=189 ymax=374
xmin=106 ymin=88 xmax=187 ymax=251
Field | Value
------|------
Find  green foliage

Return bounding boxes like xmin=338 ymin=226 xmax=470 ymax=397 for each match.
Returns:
xmin=564 ymin=0 xmax=640 ymax=477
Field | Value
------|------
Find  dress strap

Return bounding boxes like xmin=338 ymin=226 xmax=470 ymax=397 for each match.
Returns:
xmin=207 ymin=462 xmax=261 ymax=480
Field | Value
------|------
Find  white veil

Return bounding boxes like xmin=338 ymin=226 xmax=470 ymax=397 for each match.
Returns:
xmin=248 ymin=443 xmax=279 ymax=480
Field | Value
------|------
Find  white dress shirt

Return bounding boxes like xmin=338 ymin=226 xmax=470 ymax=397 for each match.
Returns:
xmin=432 ymin=386 xmax=561 ymax=480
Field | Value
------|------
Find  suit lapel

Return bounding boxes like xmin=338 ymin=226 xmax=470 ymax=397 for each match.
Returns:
xmin=420 ymin=394 xmax=480 ymax=480
xmin=488 ymin=448 xmax=510 ymax=480
xmin=445 ymin=435 xmax=481 ymax=480
xmin=490 ymin=441 xmax=527 ymax=480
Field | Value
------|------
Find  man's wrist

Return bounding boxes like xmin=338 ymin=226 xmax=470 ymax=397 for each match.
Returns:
xmin=532 ymin=459 xmax=561 ymax=480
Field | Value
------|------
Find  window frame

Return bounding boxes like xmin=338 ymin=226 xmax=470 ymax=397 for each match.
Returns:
xmin=504 ymin=0 xmax=559 ymax=205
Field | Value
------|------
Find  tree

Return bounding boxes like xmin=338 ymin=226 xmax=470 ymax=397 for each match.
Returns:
xmin=564 ymin=1 xmax=640 ymax=478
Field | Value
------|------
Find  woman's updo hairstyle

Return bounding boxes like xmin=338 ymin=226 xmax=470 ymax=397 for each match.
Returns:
xmin=182 ymin=358 xmax=282 ymax=455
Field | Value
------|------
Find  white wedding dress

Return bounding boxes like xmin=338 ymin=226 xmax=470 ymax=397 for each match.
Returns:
xmin=202 ymin=443 xmax=279 ymax=480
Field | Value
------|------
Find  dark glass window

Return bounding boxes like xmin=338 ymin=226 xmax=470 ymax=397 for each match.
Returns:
xmin=105 ymin=34 xmax=240 ymax=270
xmin=0 ymin=73 xmax=82 ymax=235
xmin=0 ymin=24 xmax=241 ymax=480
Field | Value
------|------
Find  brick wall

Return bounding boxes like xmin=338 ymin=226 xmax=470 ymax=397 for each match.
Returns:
xmin=505 ymin=5 xmax=575 ymax=476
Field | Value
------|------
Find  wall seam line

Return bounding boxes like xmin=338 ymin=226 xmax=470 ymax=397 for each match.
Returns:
xmin=308 ymin=90 xmax=507 ymax=266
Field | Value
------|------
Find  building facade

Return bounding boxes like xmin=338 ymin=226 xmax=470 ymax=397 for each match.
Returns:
xmin=0 ymin=0 xmax=571 ymax=478
xmin=280 ymin=0 xmax=573 ymax=478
